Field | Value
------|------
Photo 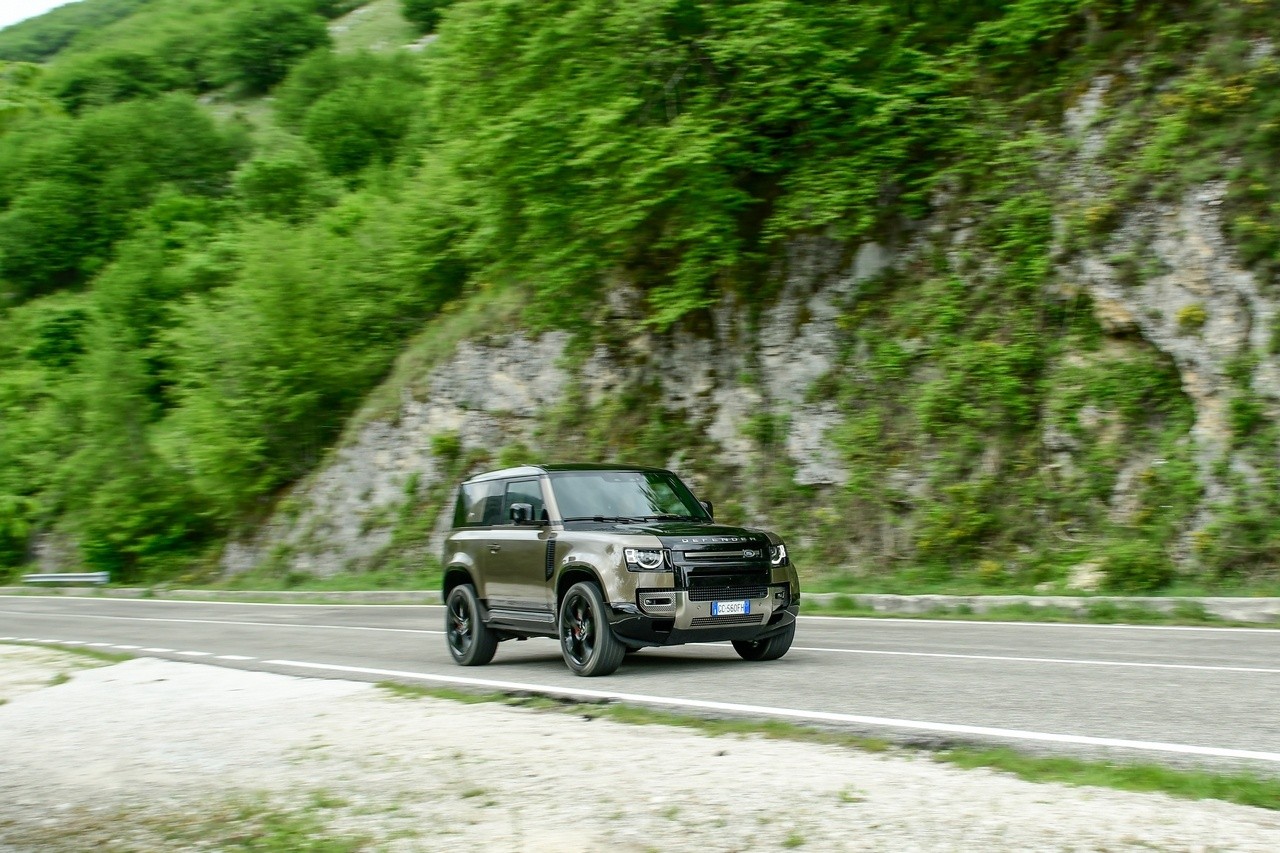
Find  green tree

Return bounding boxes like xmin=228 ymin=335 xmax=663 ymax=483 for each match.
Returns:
xmin=401 ymin=0 xmax=456 ymax=33
xmin=233 ymin=144 xmax=335 ymax=221
xmin=0 ymin=95 xmax=245 ymax=298
xmin=303 ymin=74 xmax=423 ymax=176
xmin=0 ymin=180 xmax=87 ymax=298
xmin=225 ymin=1 xmax=331 ymax=93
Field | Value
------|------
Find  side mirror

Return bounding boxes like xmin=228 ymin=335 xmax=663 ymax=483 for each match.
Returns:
xmin=509 ymin=503 xmax=534 ymax=524
xmin=699 ymin=499 xmax=714 ymax=520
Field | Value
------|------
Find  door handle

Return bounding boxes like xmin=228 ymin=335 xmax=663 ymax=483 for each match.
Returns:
xmin=488 ymin=544 xmax=502 ymax=553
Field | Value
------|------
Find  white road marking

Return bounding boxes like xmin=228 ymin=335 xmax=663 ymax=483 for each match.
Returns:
xmin=263 ymin=658 xmax=1280 ymax=764
xmin=7 ymin=597 xmax=1280 ymax=634
xmin=175 ymin=651 xmax=211 ymax=657
xmin=786 ymin=646 xmax=1280 ymax=675
xmin=4 ymin=609 xmax=1275 ymax=674
xmin=86 ymin=642 xmax=113 ymax=647
xmin=113 ymin=644 xmax=140 ymax=650
xmin=4 ymin=596 xmax=436 ymax=609
xmin=141 ymin=648 xmax=173 ymax=653
xmin=0 ymin=611 xmax=442 ymax=635
xmin=215 ymin=655 xmax=255 ymax=661
xmin=799 ymin=614 xmax=1280 ymax=634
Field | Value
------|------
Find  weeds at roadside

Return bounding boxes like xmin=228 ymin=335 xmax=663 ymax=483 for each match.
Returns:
xmin=837 ymin=787 xmax=866 ymax=804
xmin=1 ymin=640 xmax=133 ymax=665
xmin=937 ymin=748 xmax=1280 ymax=811
xmin=42 ymin=644 xmax=134 ymax=664
xmin=47 ymin=672 xmax=70 ymax=686
xmin=0 ymin=794 xmax=369 ymax=853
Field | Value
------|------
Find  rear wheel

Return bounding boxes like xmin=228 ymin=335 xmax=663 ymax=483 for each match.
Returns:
xmin=559 ymin=581 xmax=626 ymax=677
xmin=732 ymin=621 xmax=795 ymax=662
xmin=445 ymin=584 xmax=497 ymax=666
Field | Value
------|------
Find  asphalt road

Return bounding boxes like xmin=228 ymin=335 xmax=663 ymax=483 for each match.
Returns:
xmin=3 ymin=595 xmax=1279 ymax=774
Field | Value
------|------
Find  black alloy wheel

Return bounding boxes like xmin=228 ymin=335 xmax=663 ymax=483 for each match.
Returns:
xmin=731 ymin=621 xmax=796 ymax=662
xmin=559 ymin=581 xmax=626 ymax=677
xmin=446 ymin=584 xmax=497 ymax=666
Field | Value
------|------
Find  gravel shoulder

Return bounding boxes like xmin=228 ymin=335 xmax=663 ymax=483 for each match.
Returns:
xmin=1 ymin=649 xmax=1279 ymax=852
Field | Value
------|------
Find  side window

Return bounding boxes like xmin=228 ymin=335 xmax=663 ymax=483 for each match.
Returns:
xmin=455 ymin=481 xmax=503 ymax=527
xmin=502 ymin=478 xmax=544 ymax=523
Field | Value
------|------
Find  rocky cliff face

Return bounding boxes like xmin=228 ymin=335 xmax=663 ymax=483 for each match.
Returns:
xmin=1062 ymin=74 xmax=1280 ymax=508
xmin=222 ymin=76 xmax=1276 ymax=589
xmin=221 ymin=241 xmax=893 ymax=577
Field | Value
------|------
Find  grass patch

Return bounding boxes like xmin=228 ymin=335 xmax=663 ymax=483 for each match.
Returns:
xmin=209 ymin=563 xmax=441 ymax=594
xmin=44 ymin=643 xmax=134 ymax=663
xmin=938 ymin=747 xmax=1280 ymax=811
xmin=376 ymin=681 xmax=508 ymax=704
xmin=2 ymin=641 xmax=135 ymax=664
xmin=158 ymin=796 xmax=368 ymax=852
xmin=356 ymin=286 xmax=526 ymax=427
xmin=329 ymin=0 xmax=417 ymax=54
xmin=0 ymin=792 xmax=368 ymax=852
xmin=47 ymin=671 xmax=70 ymax=686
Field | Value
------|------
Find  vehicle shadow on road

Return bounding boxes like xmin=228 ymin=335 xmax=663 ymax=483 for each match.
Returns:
xmin=487 ymin=646 xmax=758 ymax=677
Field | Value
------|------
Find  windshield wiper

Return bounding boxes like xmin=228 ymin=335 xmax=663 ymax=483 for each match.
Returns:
xmin=639 ymin=514 xmax=705 ymax=522
xmin=562 ymin=516 xmax=640 ymax=524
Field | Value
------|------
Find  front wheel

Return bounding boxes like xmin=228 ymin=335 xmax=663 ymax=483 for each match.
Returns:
xmin=445 ymin=584 xmax=497 ymax=666
xmin=559 ymin=581 xmax=626 ymax=677
xmin=732 ymin=621 xmax=795 ymax=662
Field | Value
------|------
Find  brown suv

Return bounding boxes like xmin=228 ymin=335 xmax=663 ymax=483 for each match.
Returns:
xmin=441 ymin=464 xmax=800 ymax=676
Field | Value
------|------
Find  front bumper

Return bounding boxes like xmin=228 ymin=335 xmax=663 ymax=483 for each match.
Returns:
xmin=608 ymin=588 xmax=799 ymax=647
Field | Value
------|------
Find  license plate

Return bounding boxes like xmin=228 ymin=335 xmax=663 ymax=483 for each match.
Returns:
xmin=711 ymin=600 xmax=750 ymax=616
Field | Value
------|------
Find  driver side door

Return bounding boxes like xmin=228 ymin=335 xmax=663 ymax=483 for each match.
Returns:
xmin=481 ymin=477 xmax=555 ymax=619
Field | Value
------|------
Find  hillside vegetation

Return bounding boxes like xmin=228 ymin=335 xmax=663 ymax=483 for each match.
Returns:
xmin=2 ymin=0 xmax=1280 ymax=593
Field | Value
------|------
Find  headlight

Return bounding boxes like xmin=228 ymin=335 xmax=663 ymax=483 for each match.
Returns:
xmin=624 ymin=548 xmax=666 ymax=571
xmin=769 ymin=544 xmax=789 ymax=566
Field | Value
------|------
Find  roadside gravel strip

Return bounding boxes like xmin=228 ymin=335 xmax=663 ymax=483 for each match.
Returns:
xmin=2 ymin=647 xmax=1280 ymax=851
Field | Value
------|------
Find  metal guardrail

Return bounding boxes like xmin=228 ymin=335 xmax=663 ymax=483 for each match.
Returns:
xmin=21 ymin=572 xmax=110 ymax=585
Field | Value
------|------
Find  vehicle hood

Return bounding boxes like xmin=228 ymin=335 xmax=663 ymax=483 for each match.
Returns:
xmin=621 ymin=521 xmax=773 ymax=551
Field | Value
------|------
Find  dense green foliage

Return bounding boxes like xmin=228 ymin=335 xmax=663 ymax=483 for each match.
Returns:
xmin=400 ymin=0 xmax=456 ymax=33
xmin=3 ymin=0 xmax=1280 ymax=589
xmin=0 ymin=0 xmax=152 ymax=63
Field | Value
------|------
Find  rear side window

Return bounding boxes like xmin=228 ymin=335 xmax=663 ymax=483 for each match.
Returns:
xmin=453 ymin=481 xmax=503 ymax=528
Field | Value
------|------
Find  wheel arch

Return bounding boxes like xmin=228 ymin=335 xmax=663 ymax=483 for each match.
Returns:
xmin=443 ymin=565 xmax=476 ymax=598
xmin=555 ymin=564 xmax=605 ymax=611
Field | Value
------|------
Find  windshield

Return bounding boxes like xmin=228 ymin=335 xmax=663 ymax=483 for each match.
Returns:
xmin=548 ymin=470 xmax=708 ymax=522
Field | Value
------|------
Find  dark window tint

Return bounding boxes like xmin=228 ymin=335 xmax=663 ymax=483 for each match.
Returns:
xmin=454 ymin=481 xmax=504 ymax=527
xmin=502 ymin=478 xmax=544 ymax=522
xmin=548 ymin=471 xmax=706 ymax=521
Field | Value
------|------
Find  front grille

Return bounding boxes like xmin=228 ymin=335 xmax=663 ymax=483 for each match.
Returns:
xmin=691 ymin=614 xmax=762 ymax=627
xmin=687 ymin=585 xmax=768 ymax=602
xmin=684 ymin=549 xmax=759 ymax=560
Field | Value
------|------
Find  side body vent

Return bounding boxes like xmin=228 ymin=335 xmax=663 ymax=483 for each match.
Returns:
xmin=544 ymin=538 xmax=557 ymax=581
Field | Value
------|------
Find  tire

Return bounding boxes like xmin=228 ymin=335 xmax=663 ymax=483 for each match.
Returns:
xmin=732 ymin=621 xmax=795 ymax=662
xmin=559 ymin=581 xmax=626 ymax=677
xmin=445 ymin=584 xmax=498 ymax=666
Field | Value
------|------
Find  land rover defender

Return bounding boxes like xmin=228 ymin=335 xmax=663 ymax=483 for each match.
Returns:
xmin=441 ymin=464 xmax=800 ymax=676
